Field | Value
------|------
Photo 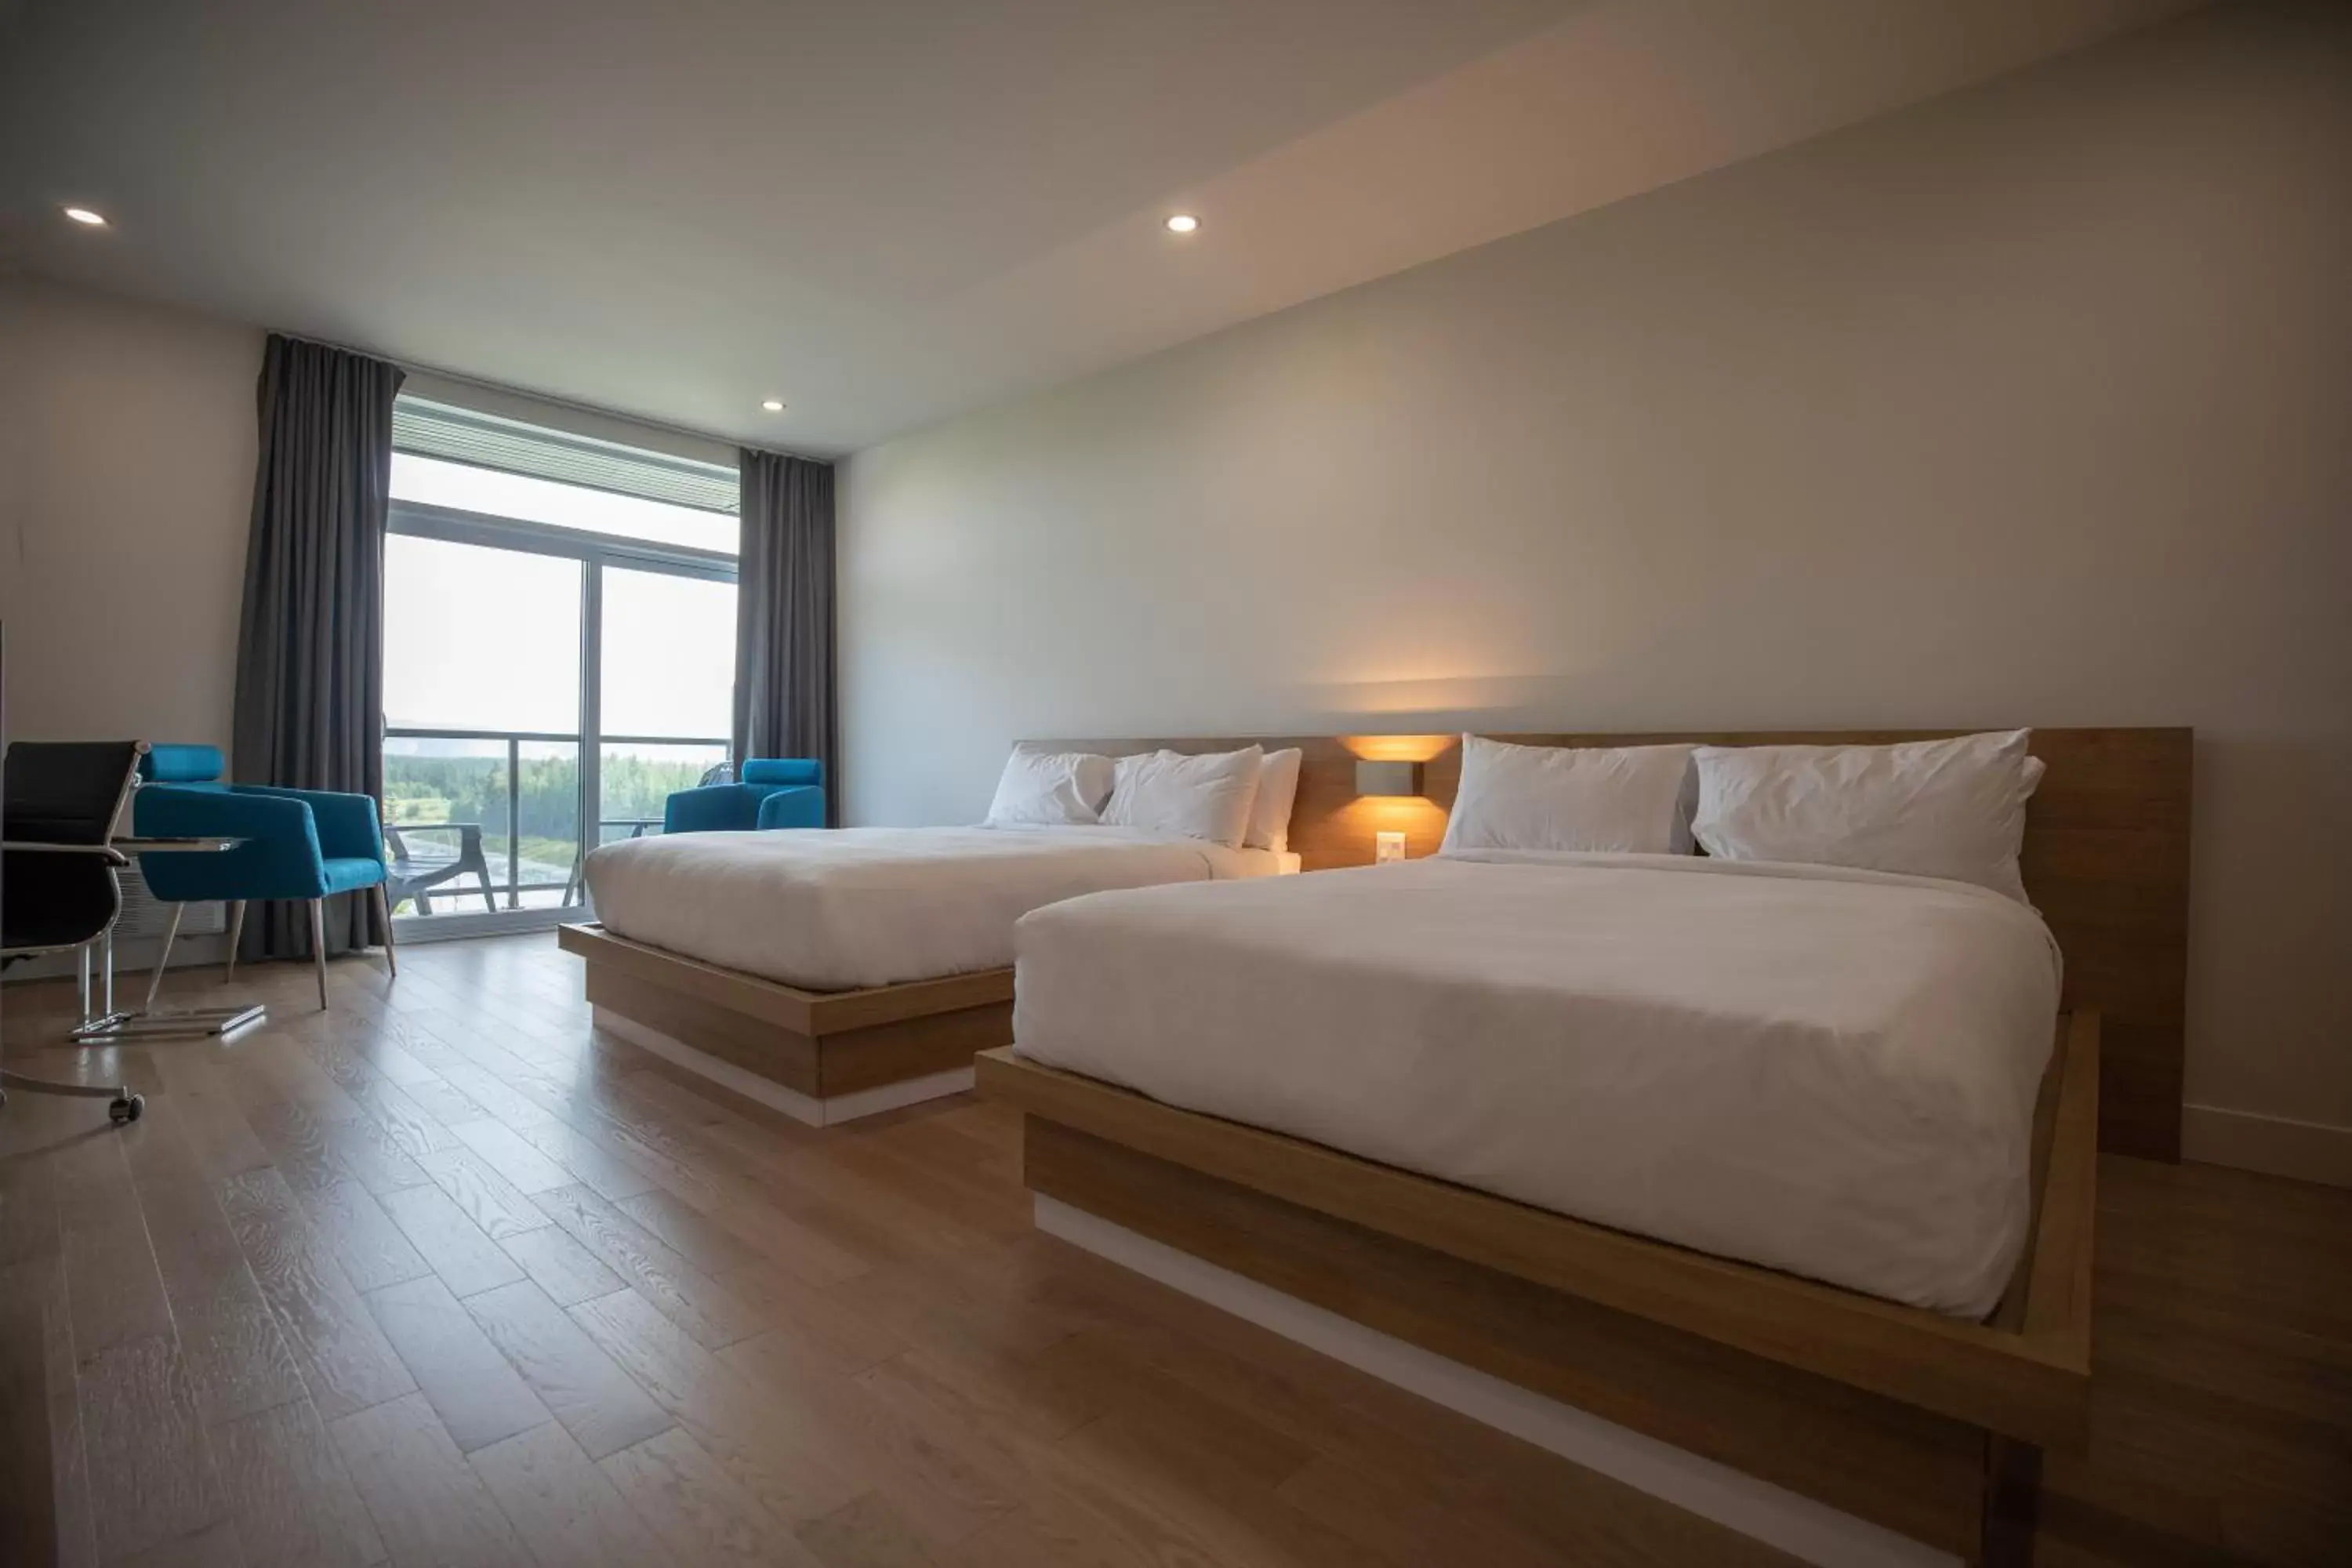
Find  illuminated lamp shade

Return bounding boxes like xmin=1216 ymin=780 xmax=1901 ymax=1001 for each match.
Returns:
xmin=1354 ymin=760 xmax=1422 ymax=798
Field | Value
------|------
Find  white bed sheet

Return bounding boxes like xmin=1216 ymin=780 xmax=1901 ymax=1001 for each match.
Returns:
xmin=585 ymin=825 xmax=1293 ymax=992
xmin=1012 ymin=851 xmax=2061 ymax=1316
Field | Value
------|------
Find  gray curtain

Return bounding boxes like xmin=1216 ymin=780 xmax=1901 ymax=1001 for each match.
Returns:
xmin=733 ymin=449 xmax=838 ymax=822
xmin=231 ymin=333 xmax=405 ymax=958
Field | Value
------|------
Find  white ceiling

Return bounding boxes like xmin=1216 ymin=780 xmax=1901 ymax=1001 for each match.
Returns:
xmin=1 ymin=0 xmax=2196 ymax=456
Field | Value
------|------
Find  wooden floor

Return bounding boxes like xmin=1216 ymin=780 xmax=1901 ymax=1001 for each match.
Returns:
xmin=0 ymin=935 xmax=2345 ymax=1567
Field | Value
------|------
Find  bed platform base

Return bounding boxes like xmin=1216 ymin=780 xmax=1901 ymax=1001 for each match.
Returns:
xmin=976 ymin=1012 xmax=2098 ymax=1567
xmin=559 ymin=922 xmax=1010 ymax=1126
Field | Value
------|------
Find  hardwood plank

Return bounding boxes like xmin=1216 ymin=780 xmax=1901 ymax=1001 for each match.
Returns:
xmin=75 ymin=1333 xmax=230 ymax=1561
xmin=55 ymin=1127 xmax=173 ymax=1356
xmin=217 ymin=1166 xmax=418 ymax=1421
xmin=206 ymin=1396 xmax=386 ymax=1568
xmin=727 ymin=1327 xmax=1023 ymax=1552
xmin=328 ymin=1391 xmax=528 ymax=1567
xmin=303 ymin=1178 xmax=434 ymax=1295
xmin=436 ymin=1064 xmax=563 ymax=1131
xmin=17 ymin=1247 xmax=97 ymax=1568
xmin=600 ymin=1425 xmax=822 ymax=1567
xmin=569 ymin=1287 xmax=871 ymax=1527
xmin=798 ymin=1490 xmax=942 ymax=1568
xmin=468 ymin=1420 xmax=677 ymax=1568
xmin=616 ymin=1184 xmax=768 ymax=1276
xmin=532 ymin=1181 xmax=768 ymax=1349
xmin=377 ymin=1178 xmax=528 ymax=1300
xmin=448 ymin=1116 xmax=576 ymax=1193
xmin=121 ymin=1112 xmax=310 ymax=1428
xmin=314 ymin=1110 xmax=433 ymax=1198
xmin=342 ymin=1078 xmax=462 ymax=1161
xmin=0 ymin=1270 xmax=57 ymax=1568
xmin=149 ymin=1049 xmax=274 ymax=1182
xmin=501 ymin=1221 xmax=629 ymax=1307
xmin=364 ymin=1273 xmax=554 ymax=1453
xmin=109 ymin=1518 xmax=244 ymax=1568
xmin=506 ymin=1114 xmax=661 ymax=1203
xmin=412 ymin=1144 xmax=555 ymax=1241
xmin=463 ymin=1279 xmax=673 ymax=1460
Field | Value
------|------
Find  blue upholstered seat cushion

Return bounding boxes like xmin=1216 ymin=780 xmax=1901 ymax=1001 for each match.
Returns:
xmin=321 ymin=856 xmax=389 ymax=895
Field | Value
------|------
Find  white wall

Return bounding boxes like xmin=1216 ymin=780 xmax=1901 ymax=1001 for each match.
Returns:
xmin=0 ymin=272 xmax=263 ymax=750
xmin=841 ymin=3 xmax=2352 ymax=1164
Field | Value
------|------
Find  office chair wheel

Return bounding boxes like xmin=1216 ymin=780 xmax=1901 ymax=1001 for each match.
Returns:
xmin=109 ymin=1093 xmax=143 ymax=1124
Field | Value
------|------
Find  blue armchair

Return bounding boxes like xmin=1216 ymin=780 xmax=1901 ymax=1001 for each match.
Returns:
xmin=663 ymin=757 xmax=826 ymax=833
xmin=132 ymin=743 xmax=394 ymax=1010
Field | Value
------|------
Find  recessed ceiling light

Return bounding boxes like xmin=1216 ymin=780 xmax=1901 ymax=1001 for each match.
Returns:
xmin=760 ymin=398 xmax=786 ymax=412
xmin=1164 ymin=213 xmax=1200 ymax=234
xmin=62 ymin=205 xmax=108 ymax=227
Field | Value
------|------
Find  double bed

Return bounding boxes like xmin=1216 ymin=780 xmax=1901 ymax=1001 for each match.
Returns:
xmin=561 ymin=745 xmax=1312 ymax=1125
xmin=980 ymin=726 xmax=2192 ymax=1567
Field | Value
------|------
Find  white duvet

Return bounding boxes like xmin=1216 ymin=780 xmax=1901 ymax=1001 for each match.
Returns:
xmin=1013 ymin=851 xmax=2062 ymax=1316
xmin=584 ymin=826 xmax=1290 ymax=992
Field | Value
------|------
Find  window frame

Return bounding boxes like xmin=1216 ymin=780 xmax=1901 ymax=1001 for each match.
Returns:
xmin=385 ymin=495 xmax=740 ymax=937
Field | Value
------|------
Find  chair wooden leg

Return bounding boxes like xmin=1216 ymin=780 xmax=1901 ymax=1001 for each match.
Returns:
xmin=372 ymin=884 xmax=397 ymax=978
xmin=144 ymin=902 xmax=186 ymax=1012
xmin=224 ymin=900 xmax=246 ymax=981
xmin=308 ymin=899 xmax=328 ymax=1011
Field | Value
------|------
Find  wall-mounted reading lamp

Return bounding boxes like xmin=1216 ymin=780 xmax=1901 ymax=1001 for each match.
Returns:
xmin=1355 ymin=760 xmax=1423 ymax=865
xmin=1353 ymin=760 xmax=1422 ymax=799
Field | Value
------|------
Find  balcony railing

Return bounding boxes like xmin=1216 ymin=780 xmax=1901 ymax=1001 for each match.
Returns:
xmin=383 ymin=726 xmax=728 ymax=916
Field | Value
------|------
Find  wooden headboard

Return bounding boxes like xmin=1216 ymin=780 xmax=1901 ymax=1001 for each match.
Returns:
xmin=1034 ymin=728 xmax=2192 ymax=1161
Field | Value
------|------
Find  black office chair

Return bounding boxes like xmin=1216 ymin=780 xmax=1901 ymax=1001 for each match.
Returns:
xmin=1 ymin=740 xmax=146 ymax=1122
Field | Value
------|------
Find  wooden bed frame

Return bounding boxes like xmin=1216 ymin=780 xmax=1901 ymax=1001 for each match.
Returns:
xmin=977 ymin=725 xmax=2190 ymax=1565
xmin=557 ymin=921 xmax=1012 ymax=1125
xmin=558 ymin=733 xmax=1333 ymax=1124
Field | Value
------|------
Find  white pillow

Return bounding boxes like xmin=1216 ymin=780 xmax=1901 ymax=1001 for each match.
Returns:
xmin=985 ymin=746 xmax=1116 ymax=827
xmin=1690 ymin=730 xmax=2045 ymax=902
xmin=1245 ymin=747 xmax=1303 ymax=854
xmin=1101 ymin=746 xmax=1265 ymax=848
xmin=1439 ymin=736 xmax=1697 ymax=855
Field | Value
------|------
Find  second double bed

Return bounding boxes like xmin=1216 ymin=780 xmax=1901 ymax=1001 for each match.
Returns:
xmin=984 ymin=726 xmax=2192 ymax=1566
xmin=562 ymin=740 xmax=1306 ymax=1124
xmin=1014 ymin=848 xmax=2062 ymax=1317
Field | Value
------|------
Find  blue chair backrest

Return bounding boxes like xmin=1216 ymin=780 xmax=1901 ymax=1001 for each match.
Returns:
xmin=141 ymin=743 xmax=227 ymax=786
xmin=741 ymin=758 xmax=823 ymax=787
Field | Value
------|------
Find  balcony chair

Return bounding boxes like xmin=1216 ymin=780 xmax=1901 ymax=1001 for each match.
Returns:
xmin=662 ymin=757 xmax=826 ymax=833
xmin=132 ymin=743 xmax=395 ymax=1011
xmin=0 ymin=739 xmax=146 ymax=1122
xmin=385 ymin=821 xmax=498 ymax=914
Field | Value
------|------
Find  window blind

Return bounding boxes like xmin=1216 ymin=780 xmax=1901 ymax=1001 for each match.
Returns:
xmin=392 ymin=397 xmax=738 ymax=514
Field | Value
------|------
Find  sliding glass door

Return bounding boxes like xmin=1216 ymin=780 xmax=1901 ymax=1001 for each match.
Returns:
xmin=384 ymin=492 xmax=736 ymax=934
xmin=597 ymin=565 xmax=736 ymax=847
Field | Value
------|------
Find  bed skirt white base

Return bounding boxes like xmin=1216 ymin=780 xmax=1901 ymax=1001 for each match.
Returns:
xmin=1032 ymin=1192 xmax=1955 ymax=1568
xmin=592 ymin=1005 xmax=976 ymax=1126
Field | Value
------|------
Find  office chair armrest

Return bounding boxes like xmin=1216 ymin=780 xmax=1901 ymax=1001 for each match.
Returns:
xmin=0 ymin=840 xmax=130 ymax=866
xmin=233 ymin=786 xmax=385 ymax=864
